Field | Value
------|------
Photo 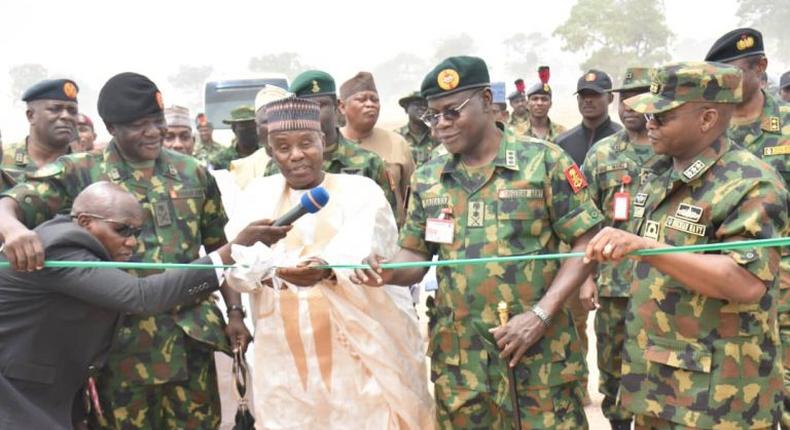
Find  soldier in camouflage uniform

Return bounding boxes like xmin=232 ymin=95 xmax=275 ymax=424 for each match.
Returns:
xmin=262 ymin=70 xmax=397 ymax=211
xmin=704 ymin=28 xmax=790 ymax=429
xmin=580 ymin=67 xmax=656 ymax=430
xmin=1 ymin=79 xmax=79 ymax=182
xmin=193 ymin=113 xmax=225 ymax=164
xmin=209 ymin=106 xmax=259 ymax=170
xmin=585 ymin=61 xmax=788 ymax=429
xmin=395 ymin=91 xmax=439 ymax=166
xmin=507 ymin=89 xmax=529 ymax=137
xmin=0 ymin=72 xmax=250 ymax=429
xmin=353 ymin=56 xmax=604 ymax=429
xmin=520 ymin=81 xmax=567 ymax=143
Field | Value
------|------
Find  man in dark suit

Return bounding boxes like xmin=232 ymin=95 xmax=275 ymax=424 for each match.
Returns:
xmin=0 ymin=182 xmax=289 ymax=429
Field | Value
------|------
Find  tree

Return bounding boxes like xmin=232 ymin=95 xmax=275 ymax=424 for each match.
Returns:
xmin=248 ymin=53 xmax=310 ymax=80
xmin=503 ymin=32 xmax=549 ymax=81
xmin=433 ymin=34 xmax=476 ymax=63
xmin=372 ymin=53 xmax=427 ymax=103
xmin=736 ymin=0 xmax=790 ymax=64
xmin=554 ymin=0 xmax=674 ymax=84
xmin=9 ymin=64 xmax=48 ymax=103
xmin=168 ymin=65 xmax=213 ymax=110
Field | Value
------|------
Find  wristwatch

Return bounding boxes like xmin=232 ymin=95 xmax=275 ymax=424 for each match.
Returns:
xmin=227 ymin=304 xmax=246 ymax=318
xmin=531 ymin=304 xmax=552 ymax=328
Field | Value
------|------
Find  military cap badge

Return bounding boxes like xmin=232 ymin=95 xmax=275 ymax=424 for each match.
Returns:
xmin=585 ymin=72 xmax=597 ymax=82
xmin=736 ymin=34 xmax=755 ymax=51
xmin=650 ymin=81 xmax=660 ymax=94
xmin=437 ymin=69 xmax=460 ymax=91
xmin=63 ymin=82 xmax=78 ymax=100
xmin=311 ymin=80 xmax=320 ymax=93
xmin=155 ymin=91 xmax=164 ymax=110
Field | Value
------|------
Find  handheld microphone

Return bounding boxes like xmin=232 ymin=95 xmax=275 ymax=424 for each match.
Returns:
xmin=273 ymin=187 xmax=330 ymax=226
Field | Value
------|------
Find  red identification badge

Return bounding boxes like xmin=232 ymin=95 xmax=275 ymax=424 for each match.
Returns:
xmin=564 ymin=163 xmax=588 ymax=193
xmin=613 ymin=175 xmax=632 ymax=221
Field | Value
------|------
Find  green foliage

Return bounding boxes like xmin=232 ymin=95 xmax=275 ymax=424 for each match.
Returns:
xmin=503 ymin=32 xmax=548 ymax=80
xmin=554 ymin=0 xmax=674 ymax=84
xmin=433 ymin=34 xmax=476 ymax=63
xmin=248 ymin=53 xmax=310 ymax=80
xmin=736 ymin=0 xmax=790 ymax=64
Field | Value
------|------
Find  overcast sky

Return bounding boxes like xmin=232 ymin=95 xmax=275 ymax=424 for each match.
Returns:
xmin=2 ymin=0 xmax=780 ymax=142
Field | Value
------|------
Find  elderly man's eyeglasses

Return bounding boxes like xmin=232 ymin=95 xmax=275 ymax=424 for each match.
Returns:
xmin=420 ymin=89 xmax=483 ymax=127
xmin=644 ymin=112 xmax=669 ymax=126
xmin=73 ymin=212 xmax=143 ymax=238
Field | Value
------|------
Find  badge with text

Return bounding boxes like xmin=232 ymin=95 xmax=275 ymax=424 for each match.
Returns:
xmin=675 ymin=203 xmax=703 ymax=223
xmin=426 ymin=208 xmax=454 ymax=244
xmin=154 ymin=201 xmax=173 ymax=227
xmin=612 ymin=175 xmax=631 ymax=221
xmin=564 ymin=163 xmax=588 ymax=193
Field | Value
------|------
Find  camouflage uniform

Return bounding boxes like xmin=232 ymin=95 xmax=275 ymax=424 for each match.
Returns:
xmin=619 ymin=62 xmax=788 ymax=428
xmin=1 ymin=142 xmax=229 ymax=429
xmin=726 ymin=91 xmax=790 ymax=428
xmin=395 ymin=124 xmax=438 ymax=167
xmin=208 ymin=141 xmax=246 ymax=170
xmin=582 ymin=129 xmax=657 ymax=423
xmin=508 ymin=114 xmax=530 ymax=138
xmin=399 ymin=131 xmax=604 ymax=429
xmin=193 ymin=139 xmax=224 ymax=165
xmin=0 ymin=169 xmax=13 ymax=193
xmin=0 ymin=139 xmax=71 ymax=182
xmin=520 ymin=118 xmax=567 ymax=143
xmin=263 ymin=132 xmax=397 ymax=210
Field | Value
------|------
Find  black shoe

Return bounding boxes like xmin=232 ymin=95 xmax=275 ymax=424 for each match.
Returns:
xmin=610 ymin=419 xmax=632 ymax=430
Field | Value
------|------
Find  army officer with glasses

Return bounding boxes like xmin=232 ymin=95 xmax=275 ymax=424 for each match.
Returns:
xmin=352 ymin=56 xmax=605 ymax=429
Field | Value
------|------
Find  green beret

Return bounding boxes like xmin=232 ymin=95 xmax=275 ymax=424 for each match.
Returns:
xmin=22 ymin=79 xmax=79 ymax=103
xmin=705 ymin=28 xmax=764 ymax=63
xmin=98 ymin=72 xmax=163 ymax=124
xmin=624 ymin=61 xmax=742 ymax=114
xmin=223 ymin=106 xmax=256 ymax=124
xmin=290 ymin=70 xmax=336 ymax=98
xmin=610 ymin=67 xmax=653 ymax=92
xmin=398 ymin=91 xmax=425 ymax=109
xmin=421 ymin=56 xmax=490 ymax=100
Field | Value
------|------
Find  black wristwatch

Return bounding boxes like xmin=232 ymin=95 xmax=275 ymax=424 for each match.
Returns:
xmin=227 ymin=304 xmax=246 ymax=318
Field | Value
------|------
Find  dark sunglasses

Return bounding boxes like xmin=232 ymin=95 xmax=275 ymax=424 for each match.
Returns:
xmin=73 ymin=212 xmax=143 ymax=238
xmin=420 ymin=89 xmax=483 ymax=128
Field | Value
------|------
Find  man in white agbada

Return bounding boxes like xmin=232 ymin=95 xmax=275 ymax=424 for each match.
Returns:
xmin=224 ymin=96 xmax=433 ymax=430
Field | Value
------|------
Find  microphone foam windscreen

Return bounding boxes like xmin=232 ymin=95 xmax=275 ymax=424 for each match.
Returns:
xmin=301 ymin=187 xmax=330 ymax=213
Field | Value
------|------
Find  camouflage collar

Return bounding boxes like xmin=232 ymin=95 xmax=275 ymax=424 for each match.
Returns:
xmin=399 ymin=124 xmax=432 ymax=147
xmin=441 ymin=131 xmax=519 ymax=175
xmin=328 ymin=133 xmax=355 ymax=162
xmin=13 ymin=140 xmax=29 ymax=167
xmin=759 ymin=90 xmax=783 ymax=134
xmin=677 ymin=136 xmax=731 ymax=183
xmin=104 ymin=140 xmax=182 ymax=182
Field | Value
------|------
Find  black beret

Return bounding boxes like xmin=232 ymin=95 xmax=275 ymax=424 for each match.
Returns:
xmin=526 ymin=82 xmax=552 ymax=98
xmin=705 ymin=28 xmax=764 ymax=63
xmin=98 ymin=72 xmax=164 ymax=124
xmin=22 ymin=79 xmax=78 ymax=103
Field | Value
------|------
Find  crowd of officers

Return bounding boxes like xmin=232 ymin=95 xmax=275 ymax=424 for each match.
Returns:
xmin=0 ymin=25 xmax=790 ymax=430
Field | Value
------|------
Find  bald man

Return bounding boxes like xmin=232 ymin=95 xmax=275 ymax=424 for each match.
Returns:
xmin=0 ymin=182 xmax=287 ymax=430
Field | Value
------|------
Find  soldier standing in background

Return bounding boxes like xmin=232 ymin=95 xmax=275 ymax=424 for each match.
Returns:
xmin=579 ymin=67 xmax=655 ymax=430
xmin=396 ymin=91 xmax=438 ymax=167
xmin=1 ymin=79 xmax=78 ymax=182
xmin=193 ymin=113 xmax=225 ymax=164
xmin=209 ymin=106 xmax=259 ymax=170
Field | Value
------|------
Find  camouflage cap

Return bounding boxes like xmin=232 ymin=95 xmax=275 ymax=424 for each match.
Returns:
xmin=623 ymin=61 xmax=743 ymax=114
xmin=610 ymin=67 xmax=652 ymax=92
xmin=290 ymin=70 xmax=336 ymax=98
xmin=421 ymin=56 xmax=490 ymax=100
xmin=222 ymin=105 xmax=256 ymax=124
xmin=398 ymin=91 xmax=425 ymax=109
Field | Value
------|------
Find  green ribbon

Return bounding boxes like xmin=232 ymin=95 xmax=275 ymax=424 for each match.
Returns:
xmin=0 ymin=237 xmax=787 ymax=271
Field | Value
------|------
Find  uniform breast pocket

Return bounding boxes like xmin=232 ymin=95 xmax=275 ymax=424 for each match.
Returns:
xmin=170 ymin=188 xmax=206 ymax=224
xmin=496 ymin=194 xmax=548 ymax=256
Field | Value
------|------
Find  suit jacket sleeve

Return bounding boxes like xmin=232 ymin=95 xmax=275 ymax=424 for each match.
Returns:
xmin=30 ymin=244 xmax=219 ymax=314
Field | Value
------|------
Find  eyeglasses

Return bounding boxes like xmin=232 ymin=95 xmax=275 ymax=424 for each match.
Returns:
xmin=420 ymin=89 xmax=483 ymax=128
xmin=644 ymin=112 xmax=669 ymax=126
xmin=73 ymin=212 xmax=143 ymax=238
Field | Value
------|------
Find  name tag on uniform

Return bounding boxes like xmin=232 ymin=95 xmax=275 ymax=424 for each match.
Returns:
xmin=613 ymin=191 xmax=629 ymax=221
xmin=665 ymin=216 xmax=706 ymax=237
xmin=426 ymin=218 xmax=454 ymax=244
xmin=763 ymin=146 xmax=790 ymax=156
